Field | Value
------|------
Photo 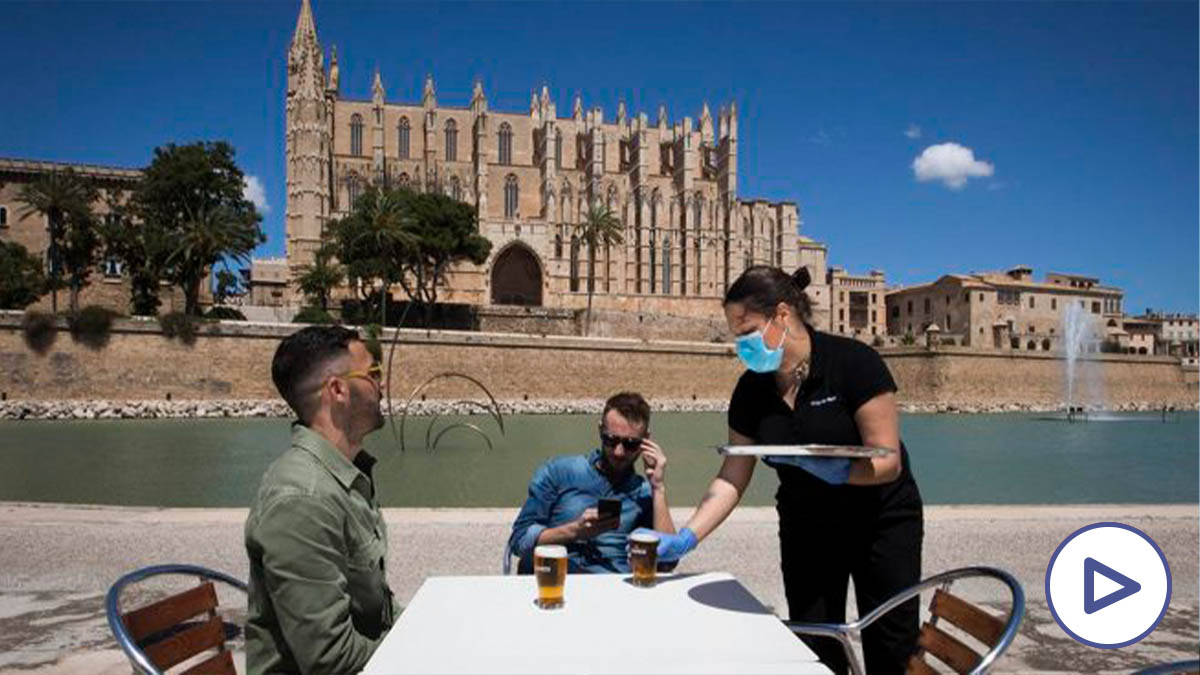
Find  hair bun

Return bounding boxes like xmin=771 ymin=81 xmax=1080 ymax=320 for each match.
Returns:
xmin=791 ymin=266 xmax=811 ymax=291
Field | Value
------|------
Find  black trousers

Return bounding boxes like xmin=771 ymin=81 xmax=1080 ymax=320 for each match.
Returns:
xmin=779 ymin=495 xmax=923 ymax=675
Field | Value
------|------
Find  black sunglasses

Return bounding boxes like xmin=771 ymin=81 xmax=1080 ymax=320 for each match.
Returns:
xmin=599 ymin=431 xmax=644 ymax=452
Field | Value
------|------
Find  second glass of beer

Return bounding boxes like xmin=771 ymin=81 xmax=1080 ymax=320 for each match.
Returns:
xmin=628 ymin=532 xmax=659 ymax=587
xmin=534 ymin=544 xmax=568 ymax=609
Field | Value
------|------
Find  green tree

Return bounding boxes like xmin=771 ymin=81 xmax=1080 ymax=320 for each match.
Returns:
xmin=396 ymin=191 xmax=491 ymax=326
xmin=294 ymin=246 xmax=344 ymax=311
xmin=0 ymin=241 xmax=47 ymax=310
xmin=573 ymin=204 xmax=624 ymax=336
xmin=134 ymin=142 xmax=264 ymax=316
xmin=98 ymin=193 xmax=173 ymax=316
xmin=322 ymin=186 xmax=416 ymax=324
xmin=213 ymin=268 xmax=241 ymax=305
xmin=17 ymin=169 xmax=99 ymax=314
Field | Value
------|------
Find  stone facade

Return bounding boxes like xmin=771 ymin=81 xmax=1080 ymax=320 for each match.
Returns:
xmin=1132 ymin=311 xmax=1199 ymax=360
xmin=0 ymin=157 xmax=208 ymax=315
xmin=885 ymin=266 xmax=1125 ymax=351
xmin=273 ymin=0 xmax=812 ymax=326
xmin=827 ymin=266 xmax=887 ymax=339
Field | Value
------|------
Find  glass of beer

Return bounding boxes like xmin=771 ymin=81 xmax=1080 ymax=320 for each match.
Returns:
xmin=534 ymin=545 xmax=568 ymax=609
xmin=628 ymin=532 xmax=659 ymax=587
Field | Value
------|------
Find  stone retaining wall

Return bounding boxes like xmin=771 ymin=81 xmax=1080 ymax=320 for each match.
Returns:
xmin=0 ymin=313 xmax=1193 ymax=412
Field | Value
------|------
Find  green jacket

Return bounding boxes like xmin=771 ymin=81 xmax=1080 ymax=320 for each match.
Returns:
xmin=245 ymin=424 xmax=395 ymax=675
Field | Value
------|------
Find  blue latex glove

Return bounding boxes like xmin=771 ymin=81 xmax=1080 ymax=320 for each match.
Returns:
xmin=632 ymin=527 xmax=698 ymax=563
xmin=765 ymin=455 xmax=852 ymax=485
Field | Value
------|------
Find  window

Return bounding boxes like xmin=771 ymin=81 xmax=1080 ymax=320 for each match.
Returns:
xmin=946 ymin=314 xmax=951 ymax=331
xmin=498 ymin=123 xmax=513 ymax=165
xmin=964 ymin=292 xmax=970 ymax=302
xmin=891 ymin=306 xmax=899 ymax=319
xmin=555 ymin=129 xmax=563 ymax=169
xmin=662 ymin=236 xmax=671 ymax=294
xmin=347 ymin=174 xmax=362 ymax=206
xmin=350 ymin=114 xmax=364 ymax=156
xmin=871 ymin=310 xmax=877 ymax=323
xmin=1029 ymin=325 xmax=1036 ymax=334
xmin=569 ymin=236 xmax=580 ymax=292
xmin=398 ymin=117 xmax=410 ymax=158
xmin=839 ymin=308 xmax=845 ymax=320
xmin=1051 ymin=298 xmax=1057 ymax=311
xmin=998 ymin=289 xmax=1020 ymax=305
xmin=871 ymin=294 xmax=877 ymax=304
xmin=945 ymin=295 xmax=950 ymax=306
xmin=1091 ymin=301 xmax=1100 ymax=314
xmin=907 ymin=300 xmax=913 ymax=315
xmin=923 ymin=298 xmax=931 ymax=313
xmin=449 ymin=176 xmax=462 ymax=201
xmin=1029 ymin=296 xmax=1036 ymax=309
xmin=444 ymin=119 xmax=457 ymax=162
xmin=504 ymin=174 xmax=518 ymax=219
xmin=979 ymin=293 xmax=984 ymax=302
xmin=554 ymin=234 xmax=562 ymax=259
xmin=0 ymin=205 xmax=7 ymax=227
xmin=103 ymin=258 xmax=123 ymax=279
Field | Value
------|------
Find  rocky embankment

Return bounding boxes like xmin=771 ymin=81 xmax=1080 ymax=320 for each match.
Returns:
xmin=0 ymin=398 xmax=1193 ymax=421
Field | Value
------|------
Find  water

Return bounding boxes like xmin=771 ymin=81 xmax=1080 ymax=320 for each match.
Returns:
xmin=0 ymin=412 xmax=1195 ymax=507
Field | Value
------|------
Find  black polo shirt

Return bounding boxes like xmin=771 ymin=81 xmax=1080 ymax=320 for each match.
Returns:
xmin=728 ymin=327 xmax=921 ymax=516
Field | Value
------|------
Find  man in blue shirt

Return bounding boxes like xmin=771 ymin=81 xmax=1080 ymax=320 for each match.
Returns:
xmin=508 ymin=392 xmax=676 ymax=573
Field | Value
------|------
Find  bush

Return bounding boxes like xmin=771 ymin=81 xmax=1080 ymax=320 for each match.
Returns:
xmin=0 ymin=241 xmax=47 ymax=310
xmin=68 ymin=305 xmax=120 ymax=350
xmin=293 ymin=306 xmax=336 ymax=324
xmin=940 ymin=337 xmax=957 ymax=347
xmin=206 ymin=306 xmax=247 ymax=321
xmin=900 ymin=333 xmax=916 ymax=346
xmin=159 ymin=311 xmax=198 ymax=346
xmin=21 ymin=311 xmax=58 ymax=355
xmin=872 ymin=335 xmax=886 ymax=348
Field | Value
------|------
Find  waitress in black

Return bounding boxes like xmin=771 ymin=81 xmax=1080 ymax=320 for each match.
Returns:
xmin=643 ymin=265 xmax=923 ymax=674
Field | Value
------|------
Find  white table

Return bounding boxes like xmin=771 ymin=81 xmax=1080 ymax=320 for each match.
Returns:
xmin=362 ymin=572 xmax=831 ymax=674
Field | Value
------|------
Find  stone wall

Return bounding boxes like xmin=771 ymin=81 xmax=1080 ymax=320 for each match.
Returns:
xmin=0 ymin=314 xmax=1194 ymax=408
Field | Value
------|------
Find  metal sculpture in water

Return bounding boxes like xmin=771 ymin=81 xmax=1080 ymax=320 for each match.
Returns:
xmin=381 ymin=314 xmax=504 ymax=452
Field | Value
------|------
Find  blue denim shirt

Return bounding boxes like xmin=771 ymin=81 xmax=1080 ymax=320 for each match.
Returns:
xmin=508 ymin=449 xmax=654 ymax=573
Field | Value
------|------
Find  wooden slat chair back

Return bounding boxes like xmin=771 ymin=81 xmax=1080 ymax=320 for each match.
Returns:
xmin=786 ymin=567 xmax=1025 ymax=675
xmin=907 ymin=588 xmax=1008 ymax=674
xmin=107 ymin=564 xmax=247 ymax=675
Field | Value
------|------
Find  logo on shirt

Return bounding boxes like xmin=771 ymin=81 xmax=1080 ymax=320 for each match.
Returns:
xmin=809 ymin=395 xmax=839 ymax=407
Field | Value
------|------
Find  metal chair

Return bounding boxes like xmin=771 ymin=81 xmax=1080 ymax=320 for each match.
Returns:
xmin=1133 ymin=661 xmax=1200 ymax=675
xmin=787 ymin=566 xmax=1025 ymax=675
xmin=106 ymin=564 xmax=247 ymax=675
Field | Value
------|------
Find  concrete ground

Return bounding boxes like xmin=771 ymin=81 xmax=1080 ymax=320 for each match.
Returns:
xmin=0 ymin=502 xmax=1195 ymax=674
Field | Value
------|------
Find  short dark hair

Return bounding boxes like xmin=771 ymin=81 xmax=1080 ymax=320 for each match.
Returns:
xmin=271 ymin=325 xmax=360 ymax=424
xmin=601 ymin=392 xmax=651 ymax=430
xmin=723 ymin=265 xmax=813 ymax=322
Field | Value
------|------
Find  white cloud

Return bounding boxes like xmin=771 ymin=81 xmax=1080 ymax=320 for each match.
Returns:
xmin=243 ymin=175 xmax=270 ymax=213
xmin=904 ymin=124 xmax=922 ymax=139
xmin=808 ymin=129 xmax=832 ymax=146
xmin=911 ymin=142 xmax=994 ymax=190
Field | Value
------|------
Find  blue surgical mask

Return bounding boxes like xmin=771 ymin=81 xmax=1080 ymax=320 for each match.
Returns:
xmin=734 ymin=316 xmax=788 ymax=373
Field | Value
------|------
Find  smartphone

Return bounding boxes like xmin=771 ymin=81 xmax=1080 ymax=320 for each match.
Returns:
xmin=598 ymin=498 xmax=621 ymax=522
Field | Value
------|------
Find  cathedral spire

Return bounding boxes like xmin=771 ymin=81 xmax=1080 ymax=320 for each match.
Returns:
xmin=372 ymin=67 xmax=385 ymax=104
xmin=422 ymin=74 xmax=437 ymax=108
xmin=293 ymin=0 xmax=318 ymax=47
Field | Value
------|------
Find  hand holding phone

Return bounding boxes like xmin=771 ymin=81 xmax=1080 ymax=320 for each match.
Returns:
xmin=597 ymin=498 xmax=621 ymax=530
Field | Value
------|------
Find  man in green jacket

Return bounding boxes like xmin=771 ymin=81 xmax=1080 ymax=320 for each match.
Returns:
xmin=245 ymin=326 xmax=395 ymax=674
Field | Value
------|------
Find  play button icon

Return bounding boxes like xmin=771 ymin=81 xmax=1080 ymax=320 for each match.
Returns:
xmin=1083 ymin=557 xmax=1140 ymax=614
xmin=1046 ymin=522 xmax=1171 ymax=649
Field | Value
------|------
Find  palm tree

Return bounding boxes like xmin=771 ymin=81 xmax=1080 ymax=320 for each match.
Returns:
xmin=574 ymin=204 xmax=624 ymax=336
xmin=17 ymin=169 xmax=98 ymax=314
xmin=295 ymin=246 xmax=345 ymax=311
xmin=167 ymin=203 xmax=263 ymax=316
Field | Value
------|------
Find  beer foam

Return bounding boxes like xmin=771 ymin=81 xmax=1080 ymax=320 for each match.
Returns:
xmin=534 ymin=544 xmax=567 ymax=558
xmin=630 ymin=532 xmax=659 ymax=544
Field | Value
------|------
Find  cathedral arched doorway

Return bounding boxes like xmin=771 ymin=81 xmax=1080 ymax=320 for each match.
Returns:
xmin=490 ymin=243 xmax=543 ymax=306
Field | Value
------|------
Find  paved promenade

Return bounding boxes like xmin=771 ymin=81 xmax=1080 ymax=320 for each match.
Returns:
xmin=0 ymin=503 xmax=1195 ymax=674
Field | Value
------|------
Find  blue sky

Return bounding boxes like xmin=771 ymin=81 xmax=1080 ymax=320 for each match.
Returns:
xmin=1 ymin=1 xmax=1195 ymax=312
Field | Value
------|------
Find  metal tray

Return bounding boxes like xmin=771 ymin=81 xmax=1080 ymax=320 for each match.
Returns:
xmin=717 ymin=444 xmax=893 ymax=458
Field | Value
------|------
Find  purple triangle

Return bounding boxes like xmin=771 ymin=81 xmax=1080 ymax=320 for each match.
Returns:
xmin=1084 ymin=557 xmax=1141 ymax=614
